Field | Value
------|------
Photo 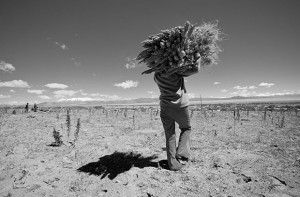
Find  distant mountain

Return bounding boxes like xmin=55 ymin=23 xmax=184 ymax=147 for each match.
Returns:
xmin=228 ymin=96 xmax=247 ymax=99
xmin=39 ymin=98 xmax=160 ymax=107
xmin=36 ymin=94 xmax=300 ymax=107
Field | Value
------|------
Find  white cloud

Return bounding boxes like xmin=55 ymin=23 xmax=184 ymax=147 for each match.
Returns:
xmin=256 ymin=91 xmax=295 ymax=97
xmin=114 ymin=80 xmax=139 ymax=89
xmin=230 ymin=89 xmax=256 ymax=97
xmin=45 ymin=83 xmax=69 ymax=89
xmin=10 ymin=89 xmax=16 ymax=93
xmin=55 ymin=41 xmax=69 ymax=50
xmin=233 ymin=86 xmax=248 ymax=90
xmin=27 ymin=89 xmax=45 ymax=95
xmin=58 ymin=97 xmax=100 ymax=102
xmin=95 ymin=94 xmax=122 ymax=100
xmin=125 ymin=62 xmax=137 ymax=69
xmin=255 ymin=92 xmax=274 ymax=97
xmin=61 ymin=44 xmax=68 ymax=50
xmin=248 ymin=86 xmax=256 ymax=89
xmin=147 ymin=90 xmax=159 ymax=98
xmin=102 ymin=95 xmax=123 ymax=100
xmin=80 ymin=92 xmax=88 ymax=96
xmin=229 ymin=88 xmax=298 ymax=97
xmin=221 ymin=89 xmax=228 ymax=93
xmin=94 ymin=94 xmax=123 ymax=100
xmin=0 ymin=80 xmax=30 ymax=88
xmin=90 ymin=93 xmax=101 ymax=97
xmin=124 ymin=57 xmax=140 ymax=69
xmin=233 ymin=85 xmax=257 ymax=90
xmin=0 ymin=94 xmax=11 ymax=99
xmin=188 ymin=93 xmax=196 ymax=98
xmin=78 ymin=91 xmax=124 ymax=101
xmin=53 ymin=90 xmax=78 ymax=98
xmin=283 ymin=90 xmax=299 ymax=94
xmin=259 ymin=82 xmax=275 ymax=88
xmin=70 ymin=57 xmax=81 ymax=67
xmin=147 ymin=91 xmax=155 ymax=94
xmin=213 ymin=82 xmax=221 ymax=85
xmin=39 ymin=95 xmax=51 ymax=99
xmin=0 ymin=60 xmax=15 ymax=72
xmin=7 ymin=101 xmax=20 ymax=105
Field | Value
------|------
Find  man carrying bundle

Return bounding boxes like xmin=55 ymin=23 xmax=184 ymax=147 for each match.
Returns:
xmin=154 ymin=60 xmax=200 ymax=170
xmin=137 ymin=21 xmax=222 ymax=170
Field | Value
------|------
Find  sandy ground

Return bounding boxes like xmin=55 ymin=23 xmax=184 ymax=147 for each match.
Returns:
xmin=0 ymin=106 xmax=300 ymax=197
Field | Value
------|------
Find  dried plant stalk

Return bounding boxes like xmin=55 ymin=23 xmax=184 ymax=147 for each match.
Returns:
xmin=137 ymin=21 xmax=223 ymax=76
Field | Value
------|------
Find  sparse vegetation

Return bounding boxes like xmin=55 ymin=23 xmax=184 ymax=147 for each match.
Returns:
xmin=0 ymin=102 xmax=299 ymax=196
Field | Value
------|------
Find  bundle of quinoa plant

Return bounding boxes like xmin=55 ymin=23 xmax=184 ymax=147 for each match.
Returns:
xmin=137 ymin=21 xmax=223 ymax=76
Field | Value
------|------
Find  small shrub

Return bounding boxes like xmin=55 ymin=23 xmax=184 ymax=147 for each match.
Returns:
xmin=66 ymin=109 xmax=71 ymax=138
xmin=25 ymin=103 xmax=29 ymax=113
xmin=263 ymin=107 xmax=267 ymax=121
xmin=124 ymin=108 xmax=128 ymax=118
xmin=33 ymin=103 xmax=38 ymax=112
xmin=52 ymin=128 xmax=63 ymax=146
xmin=56 ymin=113 xmax=60 ymax=121
xmin=234 ymin=108 xmax=240 ymax=121
xmin=73 ymin=118 xmax=81 ymax=146
xmin=132 ymin=111 xmax=135 ymax=127
xmin=279 ymin=115 xmax=285 ymax=128
xmin=203 ymin=109 xmax=208 ymax=120
xmin=88 ymin=108 xmax=92 ymax=122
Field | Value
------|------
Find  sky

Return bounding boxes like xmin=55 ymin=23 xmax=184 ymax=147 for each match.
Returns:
xmin=0 ymin=0 xmax=300 ymax=105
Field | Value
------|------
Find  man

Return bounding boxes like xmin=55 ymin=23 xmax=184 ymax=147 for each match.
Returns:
xmin=154 ymin=62 xmax=200 ymax=171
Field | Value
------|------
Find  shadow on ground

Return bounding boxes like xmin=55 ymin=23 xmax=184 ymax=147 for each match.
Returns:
xmin=77 ymin=151 xmax=160 ymax=179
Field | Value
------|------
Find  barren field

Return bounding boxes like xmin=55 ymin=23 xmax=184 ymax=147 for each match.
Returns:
xmin=1 ymin=103 xmax=300 ymax=197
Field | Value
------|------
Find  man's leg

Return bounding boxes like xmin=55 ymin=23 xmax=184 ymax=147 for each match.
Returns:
xmin=160 ymin=106 xmax=182 ymax=170
xmin=174 ymin=106 xmax=191 ymax=160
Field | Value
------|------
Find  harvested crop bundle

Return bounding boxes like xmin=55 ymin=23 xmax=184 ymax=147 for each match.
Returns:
xmin=137 ymin=21 xmax=223 ymax=76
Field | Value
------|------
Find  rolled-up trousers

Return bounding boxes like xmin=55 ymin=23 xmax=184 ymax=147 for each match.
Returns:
xmin=160 ymin=104 xmax=191 ymax=170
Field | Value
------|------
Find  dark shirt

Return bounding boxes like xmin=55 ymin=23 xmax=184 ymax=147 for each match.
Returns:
xmin=154 ymin=66 xmax=199 ymax=106
xmin=154 ymin=72 xmax=183 ymax=105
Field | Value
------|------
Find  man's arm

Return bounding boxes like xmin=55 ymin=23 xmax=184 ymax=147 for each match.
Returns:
xmin=178 ymin=66 xmax=199 ymax=77
xmin=177 ymin=58 xmax=201 ymax=77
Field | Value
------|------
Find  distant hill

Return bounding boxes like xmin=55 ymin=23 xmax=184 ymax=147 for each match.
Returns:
xmin=36 ymin=94 xmax=300 ymax=107
xmin=38 ymin=98 xmax=161 ymax=107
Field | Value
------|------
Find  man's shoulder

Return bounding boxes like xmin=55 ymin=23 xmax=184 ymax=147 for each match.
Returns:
xmin=154 ymin=72 xmax=181 ymax=79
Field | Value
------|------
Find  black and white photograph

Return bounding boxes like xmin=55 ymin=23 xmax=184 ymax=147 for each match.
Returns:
xmin=0 ymin=0 xmax=299 ymax=196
